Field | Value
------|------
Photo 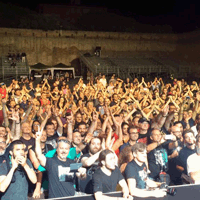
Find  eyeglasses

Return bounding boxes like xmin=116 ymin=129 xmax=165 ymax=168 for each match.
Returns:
xmin=172 ymin=131 xmax=181 ymax=133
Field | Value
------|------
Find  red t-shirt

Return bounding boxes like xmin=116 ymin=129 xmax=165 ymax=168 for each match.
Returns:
xmin=0 ymin=88 xmax=6 ymax=98
xmin=113 ymin=133 xmax=120 ymax=157
xmin=40 ymin=98 xmax=50 ymax=106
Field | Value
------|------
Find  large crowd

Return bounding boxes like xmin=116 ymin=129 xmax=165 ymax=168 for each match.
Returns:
xmin=0 ymin=73 xmax=200 ymax=200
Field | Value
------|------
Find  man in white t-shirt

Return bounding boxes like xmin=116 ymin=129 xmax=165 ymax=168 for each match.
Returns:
xmin=187 ymin=134 xmax=200 ymax=184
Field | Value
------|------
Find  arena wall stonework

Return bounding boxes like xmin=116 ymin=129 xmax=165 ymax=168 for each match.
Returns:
xmin=0 ymin=28 xmax=199 ymax=73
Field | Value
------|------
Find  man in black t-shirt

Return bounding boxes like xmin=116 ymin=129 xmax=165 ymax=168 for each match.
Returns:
xmin=0 ymin=140 xmax=37 ymax=200
xmin=137 ymin=118 xmax=151 ymax=144
xmin=45 ymin=121 xmax=59 ymax=149
xmin=176 ymin=129 xmax=196 ymax=176
xmin=124 ymin=143 xmax=166 ymax=198
xmin=20 ymin=122 xmax=35 ymax=151
xmin=147 ymin=129 xmax=176 ymax=181
xmin=35 ymin=132 xmax=87 ymax=199
xmin=79 ymin=137 xmax=102 ymax=194
xmin=92 ymin=149 xmax=132 ymax=200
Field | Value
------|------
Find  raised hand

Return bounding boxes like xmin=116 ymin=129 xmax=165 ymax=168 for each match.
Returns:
xmin=11 ymin=155 xmax=19 ymax=170
xmin=67 ymin=112 xmax=74 ymax=124
xmin=92 ymin=111 xmax=99 ymax=121
xmin=9 ymin=110 xmax=19 ymax=121
xmin=18 ymin=153 xmax=27 ymax=167
xmin=162 ymin=105 xmax=169 ymax=116
xmin=35 ymin=125 xmax=43 ymax=141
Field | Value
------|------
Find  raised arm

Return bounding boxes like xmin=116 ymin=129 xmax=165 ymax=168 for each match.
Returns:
xmin=151 ymin=105 xmax=169 ymax=130
xmin=87 ymin=111 xmax=99 ymax=134
xmin=35 ymin=131 xmax=47 ymax=167
xmin=21 ymin=104 xmax=33 ymax=123
xmin=2 ymin=99 xmax=9 ymax=127
xmin=53 ymin=106 xmax=63 ymax=136
xmin=0 ymin=155 xmax=19 ymax=192
xmin=66 ymin=112 xmax=74 ymax=142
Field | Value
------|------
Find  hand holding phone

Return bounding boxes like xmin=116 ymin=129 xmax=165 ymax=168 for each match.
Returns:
xmin=164 ymin=135 xmax=174 ymax=140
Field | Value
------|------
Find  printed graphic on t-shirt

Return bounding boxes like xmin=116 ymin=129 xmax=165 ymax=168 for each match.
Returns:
xmin=46 ymin=140 xmax=57 ymax=149
xmin=138 ymin=167 xmax=148 ymax=182
xmin=58 ymin=165 xmax=74 ymax=182
xmin=154 ymin=149 xmax=168 ymax=171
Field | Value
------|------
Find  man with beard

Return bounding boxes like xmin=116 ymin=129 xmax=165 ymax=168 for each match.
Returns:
xmin=176 ymin=129 xmax=196 ymax=177
xmin=0 ymin=136 xmax=7 ymax=164
xmin=72 ymin=131 xmax=88 ymax=155
xmin=77 ymin=122 xmax=88 ymax=138
xmin=187 ymin=134 xmax=200 ymax=184
xmin=168 ymin=125 xmax=184 ymax=185
xmin=93 ymin=149 xmax=132 ymax=200
xmin=0 ymin=140 xmax=37 ymax=200
xmin=35 ymin=132 xmax=87 ymax=199
xmin=79 ymin=137 xmax=102 ymax=194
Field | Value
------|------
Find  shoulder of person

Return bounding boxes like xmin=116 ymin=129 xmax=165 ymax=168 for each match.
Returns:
xmin=67 ymin=158 xmax=76 ymax=164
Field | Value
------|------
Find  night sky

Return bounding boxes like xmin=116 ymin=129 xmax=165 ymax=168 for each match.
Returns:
xmin=1 ymin=0 xmax=200 ymax=31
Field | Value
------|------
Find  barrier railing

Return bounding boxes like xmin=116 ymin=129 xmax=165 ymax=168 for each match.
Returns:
xmin=46 ymin=183 xmax=200 ymax=200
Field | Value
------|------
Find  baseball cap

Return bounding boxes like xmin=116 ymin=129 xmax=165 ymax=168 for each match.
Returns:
xmin=138 ymin=117 xmax=149 ymax=124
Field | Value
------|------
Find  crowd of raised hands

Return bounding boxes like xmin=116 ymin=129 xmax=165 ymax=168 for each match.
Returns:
xmin=1 ymin=74 xmax=200 ymax=199
xmin=1 ymin=75 xmax=200 ymax=138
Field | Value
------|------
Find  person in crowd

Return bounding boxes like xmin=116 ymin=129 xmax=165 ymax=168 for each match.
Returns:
xmin=176 ymin=129 xmax=196 ymax=182
xmin=187 ymin=134 xmax=200 ymax=184
xmin=124 ymin=142 xmax=166 ymax=198
xmin=124 ymin=143 xmax=166 ymax=198
xmin=35 ymin=131 xmax=87 ymax=199
xmin=92 ymin=149 xmax=132 ymax=200
xmin=147 ymin=128 xmax=177 ymax=183
xmin=2 ymin=74 xmax=200 ymax=199
xmin=44 ymin=121 xmax=58 ymax=149
xmin=191 ymin=114 xmax=200 ymax=136
xmin=0 ymin=140 xmax=37 ymax=200
xmin=20 ymin=122 xmax=35 ymax=151
xmin=79 ymin=137 xmax=103 ymax=194
xmin=119 ymin=126 xmax=139 ymax=152
xmin=118 ymin=146 xmax=133 ymax=174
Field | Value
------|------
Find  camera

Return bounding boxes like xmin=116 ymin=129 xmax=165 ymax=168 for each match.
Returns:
xmin=160 ymin=183 xmax=177 ymax=196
